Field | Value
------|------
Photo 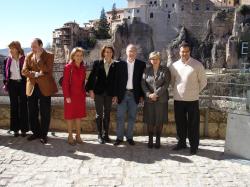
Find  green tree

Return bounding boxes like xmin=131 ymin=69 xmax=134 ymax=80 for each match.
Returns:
xmin=111 ymin=3 xmax=118 ymax=20
xmin=96 ymin=8 xmax=111 ymax=39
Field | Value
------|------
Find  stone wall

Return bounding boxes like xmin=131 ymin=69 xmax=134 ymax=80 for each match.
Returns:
xmin=0 ymin=103 xmax=227 ymax=139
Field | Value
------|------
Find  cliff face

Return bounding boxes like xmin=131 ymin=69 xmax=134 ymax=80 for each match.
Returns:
xmin=111 ymin=9 xmax=238 ymax=69
xmin=112 ymin=19 xmax=154 ymax=61
xmin=166 ymin=9 xmax=235 ymax=69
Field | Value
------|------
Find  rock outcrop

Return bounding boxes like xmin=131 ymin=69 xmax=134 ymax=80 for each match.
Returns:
xmin=166 ymin=9 xmax=235 ymax=69
xmin=112 ymin=18 xmax=154 ymax=61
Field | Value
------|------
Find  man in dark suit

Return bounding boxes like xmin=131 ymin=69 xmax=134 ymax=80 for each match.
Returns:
xmin=114 ymin=44 xmax=146 ymax=146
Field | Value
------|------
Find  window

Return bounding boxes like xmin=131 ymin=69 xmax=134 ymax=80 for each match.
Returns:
xmin=128 ymin=16 xmax=131 ymax=19
xmin=118 ymin=15 xmax=120 ymax=18
xmin=166 ymin=4 xmax=168 ymax=8
xmin=241 ymin=42 xmax=249 ymax=55
xmin=150 ymin=1 xmax=152 ymax=5
xmin=137 ymin=9 xmax=140 ymax=13
xmin=154 ymin=1 xmax=157 ymax=6
xmin=168 ymin=14 xmax=171 ymax=19
xmin=194 ymin=3 xmax=199 ymax=10
xmin=206 ymin=4 xmax=210 ymax=10
xmin=150 ymin=12 xmax=154 ymax=18
xmin=181 ymin=5 xmax=184 ymax=11
xmin=172 ymin=3 xmax=175 ymax=8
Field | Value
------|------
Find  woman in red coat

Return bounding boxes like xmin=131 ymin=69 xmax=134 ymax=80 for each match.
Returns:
xmin=62 ymin=47 xmax=86 ymax=145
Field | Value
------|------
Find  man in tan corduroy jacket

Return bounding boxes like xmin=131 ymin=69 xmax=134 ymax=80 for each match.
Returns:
xmin=22 ymin=38 xmax=58 ymax=144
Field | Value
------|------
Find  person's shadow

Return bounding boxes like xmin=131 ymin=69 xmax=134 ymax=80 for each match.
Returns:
xmin=1 ymin=134 xmax=240 ymax=164
xmin=0 ymin=134 xmax=90 ymax=161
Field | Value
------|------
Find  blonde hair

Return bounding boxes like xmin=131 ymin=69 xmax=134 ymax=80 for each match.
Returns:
xmin=149 ymin=51 xmax=161 ymax=60
xmin=70 ymin=47 xmax=84 ymax=61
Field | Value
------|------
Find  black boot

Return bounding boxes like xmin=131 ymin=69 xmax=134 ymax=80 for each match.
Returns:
xmin=96 ymin=118 xmax=104 ymax=144
xmin=103 ymin=118 xmax=111 ymax=143
xmin=148 ymin=133 xmax=153 ymax=148
xmin=155 ymin=133 xmax=161 ymax=149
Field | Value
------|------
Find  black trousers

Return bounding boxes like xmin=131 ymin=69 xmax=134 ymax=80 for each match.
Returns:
xmin=174 ymin=100 xmax=200 ymax=150
xmin=8 ymin=80 xmax=29 ymax=133
xmin=28 ymin=85 xmax=51 ymax=138
xmin=94 ymin=94 xmax=112 ymax=137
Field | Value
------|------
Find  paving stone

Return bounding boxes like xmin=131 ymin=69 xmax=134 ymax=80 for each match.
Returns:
xmin=0 ymin=129 xmax=250 ymax=186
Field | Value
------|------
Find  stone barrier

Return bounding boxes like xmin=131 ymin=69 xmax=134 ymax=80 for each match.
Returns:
xmin=0 ymin=101 xmax=227 ymax=139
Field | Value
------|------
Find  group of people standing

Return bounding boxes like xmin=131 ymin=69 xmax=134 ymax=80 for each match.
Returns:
xmin=2 ymin=39 xmax=207 ymax=155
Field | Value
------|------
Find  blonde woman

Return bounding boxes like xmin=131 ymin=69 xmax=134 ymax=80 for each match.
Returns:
xmin=141 ymin=51 xmax=171 ymax=148
xmin=62 ymin=47 xmax=86 ymax=145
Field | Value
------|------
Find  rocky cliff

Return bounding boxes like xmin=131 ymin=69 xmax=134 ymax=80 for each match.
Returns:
xmin=166 ymin=9 xmax=235 ymax=69
xmin=112 ymin=18 xmax=154 ymax=61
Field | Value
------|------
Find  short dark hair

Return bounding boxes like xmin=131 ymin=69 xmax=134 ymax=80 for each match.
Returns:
xmin=179 ymin=41 xmax=191 ymax=49
xmin=34 ymin=38 xmax=43 ymax=46
xmin=101 ymin=45 xmax=115 ymax=59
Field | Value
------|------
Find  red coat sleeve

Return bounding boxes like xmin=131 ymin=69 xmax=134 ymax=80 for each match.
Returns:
xmin=62 ymin=64 xmax=71 ymax=98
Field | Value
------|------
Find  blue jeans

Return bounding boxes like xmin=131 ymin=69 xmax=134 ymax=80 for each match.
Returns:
xmin=116 ymin=91 xmax=138 ymax=140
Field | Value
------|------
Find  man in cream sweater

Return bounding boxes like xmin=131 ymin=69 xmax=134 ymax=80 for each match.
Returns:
xmin=170 ymin=41 xmax=207 ymax=155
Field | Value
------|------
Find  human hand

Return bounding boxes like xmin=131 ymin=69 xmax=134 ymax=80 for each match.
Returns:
xmin=112 ymin=96 xmax=118 ymax=104
xmin=89 ymin=90 xmax=95 ymax=99
xmin=149 ymin=93 xmax=158 ymax=101
xmin=66 ymin=97 xmax=71 ymax=103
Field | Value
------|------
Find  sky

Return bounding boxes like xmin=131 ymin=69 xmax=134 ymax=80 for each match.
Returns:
xmin=0 ymin=0 xmax=127 ymax=49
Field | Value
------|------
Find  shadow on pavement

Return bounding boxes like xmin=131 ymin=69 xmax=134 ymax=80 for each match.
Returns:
xmin=0 ymin=133 xmax=230 ymax=164
xmin=0 ymin=134 xmax=90 ymax=161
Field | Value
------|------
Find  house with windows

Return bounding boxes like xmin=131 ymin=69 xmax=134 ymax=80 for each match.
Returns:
xmin=106 ymin=9 xmax=126 ymax=31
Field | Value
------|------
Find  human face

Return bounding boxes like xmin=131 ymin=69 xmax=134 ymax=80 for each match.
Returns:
xmin=126 ymin=46 xmax=137 ymax=61
xmin=104 ymin=48 xmax=113 ymax=62
xmin=31 ymin=40 xmax=42 ymax=53
xmin=9 ymin=47 xmax=18 ymax=58
xmin=150 ymin=57 xmax=160 ymax=67
xmin=180 ymin=47 xmax=190 ymax=63
xmin=73 ymin=51 xmax=84 ymax=65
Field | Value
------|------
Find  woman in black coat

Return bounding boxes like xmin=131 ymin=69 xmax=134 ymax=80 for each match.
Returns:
xmin=85 ymin=45 xmax=117 ymax=144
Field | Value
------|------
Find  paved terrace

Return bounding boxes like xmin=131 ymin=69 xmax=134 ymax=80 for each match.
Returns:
xmin=0 ymin=129 xmax=250 ymax=187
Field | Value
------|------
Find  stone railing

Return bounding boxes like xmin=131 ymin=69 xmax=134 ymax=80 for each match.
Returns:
xmin=0 ymin=95 xmax=227 ymax=139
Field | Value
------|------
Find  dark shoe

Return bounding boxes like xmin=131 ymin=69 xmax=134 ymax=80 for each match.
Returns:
xmin=172 ymin=144 xmax=187 ymax=151
xmin=14 ymin=132 xmax=19 ymax=137
xmin=27 ymin=134 xmax=38 ymax=141
xmin=98 ymin=136 xmax=105 ymax=144
xmin=190 ymin=148 xmax=198 ymax=155
xmin=113 ymin=139 xmax=123 ymax=146
xmin=154 ymin=134 xmax=161 ymax=149
xmin=148 ymin=142 xmax=153 ymax=148
xmin=21 ymin=132 xmax=27 ymax=137
xmin=103 ymin=135 xmax=111 ymax=143
xmin=148 ymin=134 xmax=153 ymax=148
xmin=40 ymin=137 xmax=48 ymax=144
xmin=127 ymin=139 xmax=135 ymax=146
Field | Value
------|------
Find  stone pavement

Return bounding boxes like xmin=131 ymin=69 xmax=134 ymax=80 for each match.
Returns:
xmin=0 ymin=129 xmax=250 ymax=187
